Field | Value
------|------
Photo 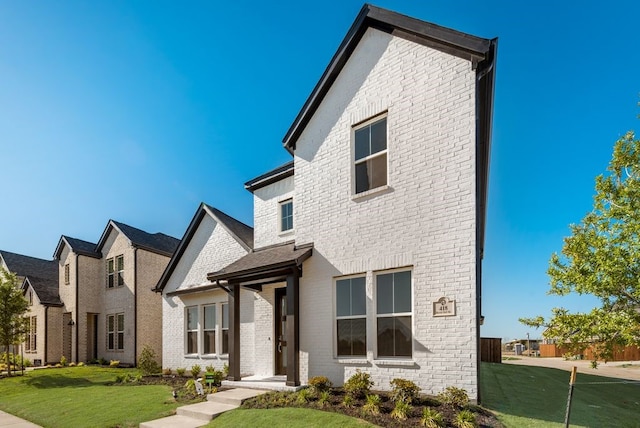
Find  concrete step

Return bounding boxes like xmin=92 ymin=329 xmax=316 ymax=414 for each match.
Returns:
xmin=139 ymin=415 xmax=208 ymax=428
xmin=207 ymin=387 xmax=268 ymax=406
xmin=177 ymin=401 xmax=237 ymax=421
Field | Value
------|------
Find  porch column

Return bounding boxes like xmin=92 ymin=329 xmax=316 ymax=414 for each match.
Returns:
xmin=228 ymin=283 xmax=241 ymax=381
xmin=286 ymin=268 xmax=300 ymax=386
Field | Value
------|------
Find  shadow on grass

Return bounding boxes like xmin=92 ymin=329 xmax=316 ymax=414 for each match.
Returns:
xmin=22 ymin=371 xmax=114 ymax=389
xmin=481 ymin=362 xmax=640 ymax=427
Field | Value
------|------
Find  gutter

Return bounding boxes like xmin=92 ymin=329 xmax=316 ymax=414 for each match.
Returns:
xmin=44 ymin=306 xmax=48 ymax=364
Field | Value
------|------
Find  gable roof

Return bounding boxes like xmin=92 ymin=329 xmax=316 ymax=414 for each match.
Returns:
xmin=283 ymin=4 xmax=496 ymax=152
xmin=154 ymin=203 xmax=254 ymax=293
xmin=53 ymin=235 xmax=101 ymax=260
xmin=96 ymin=220 xmax=180 ymax=258
xmin=244 ymin=161 xmax=294 ymax=193
xmin=23 ymin=276 xmax=63 ymax=307
xmin=0 ymin=250 xmax=57 ymax=281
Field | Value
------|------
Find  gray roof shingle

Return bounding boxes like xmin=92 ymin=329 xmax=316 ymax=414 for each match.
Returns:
xmin=25 ymin=276 xmax=62 ymax=306
xmin=97 ymin=221 xmax=180 ymax=257
xmin=0 ymin=250 xmax=57 ymax=280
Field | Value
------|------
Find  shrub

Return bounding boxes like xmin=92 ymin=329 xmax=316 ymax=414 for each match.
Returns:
xmin=176 ymin=367 xmax=186 ymax=376
xmin=109 ymin=360 xmax=120 ymax=368
xmin=391 ymin=400 xmax=412 ymax=420
xmin=421 ymin=407 xmax=445 ymax=428
xmin=205 ymin=365 xmax=215 ymax=373
xmin=454 ymin=409 xmax=477 ymax=428
xmin=308 ymin=376 xmax=333 ymax=395
xmin=222 ymin=363 xmax=229 ymax=377
xmin=77 ymin=362 xmax=84 ymax=367
xmin=138 ymin=344 xmax=161 ymax=375
xmin=342 ymin=394 xmax=354 ymax=408
xmin=162 ymin=367 xmax=172 ymax=375
xmin=191 ymin=364 xmax=201 ymax=378
xmin=296 ymin=388 xmax=312 ymax=404
xmin=206 ymin=368 xmax=224 ymax=386
xmin=390 ymin=378 xmax=420 ymax=404
xmin=60 ymin=356 xmax=68 ymax=367
xmin=344 ymin=370 xmax=373 ymax=399
xmin=98 ymin=358 xmax=108 ymax=366
xmin=54 ymin=363 xmax=62 ymax=368
xmin=184 ymin=379 xmax=196 ymax=393
xmin=362 ymin=393 xmax=381 ymax=415
xmin=318 ymin=390 xmax=331 ymax=407
xmin=69 ymin=362 xmax=76 ymax=367
xmin=438 ymin=386 xmax=469 ymax=408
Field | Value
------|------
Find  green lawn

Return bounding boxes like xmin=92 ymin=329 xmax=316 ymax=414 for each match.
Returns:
xmin=481 ymin=362 xmax=640 ymax=427
xmin=0 ymin=366 xmax=181 ymax=427
xmin=208 ymin=408 xmax=375 ymax=427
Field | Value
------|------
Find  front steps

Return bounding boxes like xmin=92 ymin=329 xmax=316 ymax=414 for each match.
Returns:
xmin=140 ymin=388 xmax=266 ymax=428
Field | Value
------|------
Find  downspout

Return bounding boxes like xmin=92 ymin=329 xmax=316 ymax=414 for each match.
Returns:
xmin=75 ymin=254 xmax=79 ymax=364
xmin=134 ymin=248 xmax=138 ymax=366
xmin=44 ymin=306 xmax=48 ymax=364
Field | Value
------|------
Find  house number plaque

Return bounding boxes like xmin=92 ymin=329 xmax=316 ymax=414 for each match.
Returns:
xmin=433 ymin=297 xmax=456 ymax=317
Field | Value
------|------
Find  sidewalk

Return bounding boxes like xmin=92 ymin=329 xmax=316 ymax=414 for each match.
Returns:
xmin=502 ymin=356 xmax=640 ymax=381
xmin=0 ymin=410 xmax=42 ymax=428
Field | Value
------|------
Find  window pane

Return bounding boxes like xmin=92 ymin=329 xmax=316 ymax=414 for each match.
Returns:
xmin=116 ymin=256 xmax=124 ymax=271
xmin=108 ymin=274 xmax=114 ymax=288
xmin=351 ymin=277 xmax=366 ymax=316
xmin=204 ymin=331 xmax=215 ymax=354
xmin=377 ymin=317 xmax=394 ymax=357
xmin=108 ymin=333 xmax=114 ymax=350
xmin=394 ymin=271 xmax=412 ymax=313
xmin=187 ymin=331 xmax=197 ymax=354
xmin=117 ymin=333 xmax=124 ymax=350
xmin=107 ymin=259 xmax=114 ymax=273
xmin=336 ymin=279 xmax=351 ymax=317
xmin=354 ymin=127 xmax=370 ymax=161
xmin=355 ymin=161 xmax=370 ymax=194
xmin=376 ymin=273 xmax=393 ymax=314
xmin=369 ymin=153 xmax=387 ymax=189
xmin=370 ymin=119 xmax=387 ymax=154
xmin=204 ymin=306 xmax=216 ymax=330
xmin=222 ymin=304 xmax=228 ymax=329
xmin=117 ymin=314 xmax=124 ymax=331
xmin=336 ymin=319 xmax=366 ymax=357
xmin=395 ymin=316 xmax=412 ymax=357
xmin=187 ymin=307 xmax=198 ymax=330
xmin=222 ymin=330 xmax=229 ymax=354
xmin=117 ymin=272 xmax=124 ymax=286
xmin=108 ymin=315 xmax=114 ymax=332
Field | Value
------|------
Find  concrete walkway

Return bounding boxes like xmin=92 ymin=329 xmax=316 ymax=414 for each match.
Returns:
xmin=0 ymin=410 xmax=42 ymax=428
xmin=140 ymin=388 xmax=267 ymax=428
xmin=502 ymin=356 xmax=640 ymax=381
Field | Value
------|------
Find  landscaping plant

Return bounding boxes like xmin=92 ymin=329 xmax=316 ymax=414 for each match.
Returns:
xmin=438 ymin=386 xmax=469 ymax=408
xmin=343 ymin=370 xmax=373 ymax=399
xmin=454 ymin=409 xmax=477 ymax=428
xmin=362 ymin=393 xmax=381 ymax=415
xmin=390 ymin=400 xmax=412 ymax=420
xmin=308 ymin=375 xmax=333 ymax=396
xmin=420 ymin=407 xmax=445 ymax=428
xmin=191 ymin=364 xmax=201 ymax=378
xmin=390 ymin=378 xmax=420 ymax=404
xmin=137 ymin=344 xmax=161 ymax=375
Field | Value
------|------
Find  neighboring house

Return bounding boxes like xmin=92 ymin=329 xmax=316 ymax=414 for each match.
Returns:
xmin=157 ymin=4 xmax=496 ymax=401
xmin=0 ymin=250 xmax=58 ymax=361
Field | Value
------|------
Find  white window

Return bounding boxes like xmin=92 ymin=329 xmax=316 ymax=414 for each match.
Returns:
xmin=280 ymin=199 xmax=293 ymax=232
xmin=106 ymin=255 xmax=124 ymax=288
xmin=376 ymin=270 xmax=412 ymax=358
xmin=354 ymin=116 xmax=387 ymax=194
xmin=116 ymin=255 xmax=124 ymax=286
xmin=26 ymin=316 xmax=36 ymax=352
xmin=203 ymin=305 xmax=216 ymax=355
xmin=64 ymin=264 xmax=70 ymax=285
xmin=107 ymin=313 xmax=124 ymax=351
xmin=221 ymin=303 xmax=229 ymax=354
xmin=336 ymin=276 xmax=366 ymax=357
xmin=186 ymin=306 xmax=198 ymax=354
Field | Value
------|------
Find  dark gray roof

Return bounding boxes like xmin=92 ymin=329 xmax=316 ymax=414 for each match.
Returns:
xmin=24 ymin=276 xmax=63 ymax=306
xmin=54 ymin=235 xmax=101 ymax=260
xmin=96 ymin=220 xmax=180 ymax=257
xmin=0 ymin=250 xmax=57 ymax=280
xmin=207 ymin=242 xmax=313 ymax=283
xmin=155 ymin=203 xmax=254 ymax=293
xmin=244 ymin=161 xmax=294 ymax=193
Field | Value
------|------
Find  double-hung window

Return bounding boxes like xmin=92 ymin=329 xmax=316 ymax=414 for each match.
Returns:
xmin=221 ymin=303 xmax=229 ymax=354
xmin=186 ymin=306 xmax=198 ymax=354
xmin=116 ymin=255 xmax=124 ymax=286
xmin=106 ymin=256 xmax=124 ymax=288
xmin=107 ymin=259 xmax=115 ymax=288
xmin=336 ymin=276 xmax=367 ymax=357
xmin=64 ymin=264 xmax=70 ymax=285
xmin=280 ymin=199 xmax=293 ymax=232
xmin=203 ymin=305 xmax=216 ymax=354
xmin=354 ymin=116 xmax=387 ymax=194
xmin=107 ymin=313 xmax=124 ymax=351
xmin=376 ymin=270 xmax=412 ymax=358
xmin=26 ymin=316 xmax=36 ymax=352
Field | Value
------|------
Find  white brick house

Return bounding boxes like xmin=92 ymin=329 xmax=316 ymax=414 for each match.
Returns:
xmin=157 ymin=4 xmax=496 ymax=400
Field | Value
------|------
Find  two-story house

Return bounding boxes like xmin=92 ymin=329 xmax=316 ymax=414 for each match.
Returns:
xmin=157 ymin=4 xmax=496 ymax=400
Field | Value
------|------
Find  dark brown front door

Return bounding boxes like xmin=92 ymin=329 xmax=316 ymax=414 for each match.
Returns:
xmin=275 ymin=288 xmax=287 ymax=375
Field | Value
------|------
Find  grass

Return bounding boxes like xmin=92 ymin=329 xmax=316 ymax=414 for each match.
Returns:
xmin=207 ymin=407 xmax=376 ymax=427
xmin=0 ymin=366 xmax=182 ymax=427
xmin=481 ymin=362 xmax=640 ymax=427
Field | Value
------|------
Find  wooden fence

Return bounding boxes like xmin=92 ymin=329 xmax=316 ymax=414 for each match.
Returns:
xmin=480 ymin=337 xmax=502 ymax=363
xmin=539 ymin=343 xmax=640 ymax=361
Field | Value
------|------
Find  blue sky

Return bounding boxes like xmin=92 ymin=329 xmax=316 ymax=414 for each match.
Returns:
xmin=1 ymin=1 xmax=639 ymax=341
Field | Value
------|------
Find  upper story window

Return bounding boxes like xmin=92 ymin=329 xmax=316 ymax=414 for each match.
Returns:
xmin=106 ymin=255 xmax=124 ymax=288
xmin=64 ymin=264 xmax=70 ymax=285
xmin=280 ymin=199 xmax=293 ymax=232
xmin=354 ymin=116 xmax=387 ymax=194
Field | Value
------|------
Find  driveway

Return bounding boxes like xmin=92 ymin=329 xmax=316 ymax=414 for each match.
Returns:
xmin=502 ymin=356 xmax=640 ymax=381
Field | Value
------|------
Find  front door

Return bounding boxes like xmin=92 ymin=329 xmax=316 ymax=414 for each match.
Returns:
xmin=274 ymin=288 xmax=287 ymax=375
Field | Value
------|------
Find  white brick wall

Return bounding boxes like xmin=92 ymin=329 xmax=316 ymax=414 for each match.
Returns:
xmin=293 ymin=28 xmax=478 ymax=398
xmin=253 ymin=176 xmax=295 ymax=249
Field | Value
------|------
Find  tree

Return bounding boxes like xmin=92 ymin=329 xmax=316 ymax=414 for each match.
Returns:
xmin=521 ymin=131 xmax=640 ymax=363
xmin=0 ymin=268 xmax=29 ymax=376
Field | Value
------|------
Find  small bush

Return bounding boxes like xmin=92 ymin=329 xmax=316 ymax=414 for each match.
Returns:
xmin=77 ymin=362 xmax=84 ymax=367
xmin=342 ymin=394 xmax=354 ymax=408
xmin=60 ymin=356 xmax=68 ymax=367
xmin=69 ymin=362 xmax=76 ymax=367
xmin=454 ymin=409 xmax=477 ymax=428
xmin=390 ymin=378 xmax=420 ymax=404
xmin=184 ymin=379 xmax=196 ymax=393
xmin=109 ymin=360 xmax=120 ymax=368
xmin=162 ymin=367 xmax=172 ymax=375
xmin=344 ymin=370 xmax=373 ymax=399
xmin=362 ymin=393 xmax=381 ymax=415
xmin=296 ymin=388 xmax=312 ymax=404
xmin=308 ymin=376 xmax=333 ymax=395
xmin=205 ymin=365 xmax=215 ymax=373
xmin=438 ymin=386 xmax=469 ymax=409
xmin=206 ymin=369 xmax=224 ymax=386
xmin=176 ymin=367 xmax=186 ymax=376
xmin=318 ymin=390 xmax=331 ymax=407
xmin=138 ymin=344 xmax=161 ymax=375
xmin=421 ymin=407 xmax=445 ymax=428
xmin=191 ymin=364 xmax=201 ymax=378
xmin=222 ymin=363 xmax=229 ymax=377
xmin=98 ymin=358 xmax=108 ymax=365
xmin=391 ymin=400 xmax=412 ymax=421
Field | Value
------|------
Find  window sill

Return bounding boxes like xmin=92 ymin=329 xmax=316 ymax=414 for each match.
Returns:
xmin=184 ymin=354 xmax=199 ymax=359
xmin=336 ymin=358 xmax=369 ymax=365
xmin=278 ymin=229 xmax=295 ymax=237
xmin=351 ymin=185 xmax=391 ymax=201
xmin=373 ymin=359 xmax=416 ymax=367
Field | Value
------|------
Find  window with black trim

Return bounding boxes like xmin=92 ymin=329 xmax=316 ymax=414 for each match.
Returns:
xmin=354 ymin=116 xmax=387 ymax=194
xmin=186 ymin=306 xmax=198 ymax=354
xmin=336 ymin=276 xmax=367 ymax=357
xmin=106 ymin=255 xmax=124 ymax=288
xmin=376 ymin=270 xmax=412 ymax=358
